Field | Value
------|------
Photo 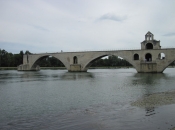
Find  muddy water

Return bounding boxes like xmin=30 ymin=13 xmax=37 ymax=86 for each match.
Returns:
xmin=0 ymin=68 xmax=175 ymax=130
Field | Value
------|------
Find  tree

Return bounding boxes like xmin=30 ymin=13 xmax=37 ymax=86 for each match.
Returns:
xmin=91 ymin=55 xmax=132 ymax=67
xmin=0 ymin=49 xmax=1 ymax=67
xmin=25 ymin=50 xmax=32 ymax=55
xmin=1 ymin=49 xmax=8 ymax=67
xmin=19 ymin=51 xmax=24 ymax=64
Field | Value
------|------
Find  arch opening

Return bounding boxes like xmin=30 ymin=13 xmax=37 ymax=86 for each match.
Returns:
xmin=73 ymin=56 xmax=78 ymax=64
xmin=161 ymin=60 xmax=175 ymax=72
xmin=145 ymin=53 xmax=152 ymax=62
xmin=134 ymin=54 xmax=139 ymax=60
xmin=150 ymin=35 xmax=152 ymax=40
xmin=158 ymin=53 xmax=165 ymax=60
xmin=32 ymin=55 xmax=65 ymax=69
xmin=146 ymin=43 xmax=153 ymax=49
xmin=85 ymin=55 xmax=133 ymax=71
xmin=171 ymin=60 xmax=175 ymax=67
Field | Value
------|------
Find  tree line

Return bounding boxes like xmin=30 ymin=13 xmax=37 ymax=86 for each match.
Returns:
xmin=91 ymin=56 xmax=132 ymax=67
xmin=0 ymin=49 xmax=23 ymax=67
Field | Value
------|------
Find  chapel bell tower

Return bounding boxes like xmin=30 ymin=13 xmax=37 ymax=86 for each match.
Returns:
xmin=141 ymin=31 xmax=161 ymax=50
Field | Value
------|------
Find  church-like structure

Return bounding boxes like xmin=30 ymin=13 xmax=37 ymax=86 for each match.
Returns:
xmin=141 ymin=31 xmax=161 ymax=50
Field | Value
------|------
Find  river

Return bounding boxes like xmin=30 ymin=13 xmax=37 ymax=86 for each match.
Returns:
xmin=0 ymin=68 xmax=175 ymax=130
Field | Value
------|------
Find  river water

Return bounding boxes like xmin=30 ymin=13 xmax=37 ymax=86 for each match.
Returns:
xmin=0 ymin=68 xmax=175 ymax=130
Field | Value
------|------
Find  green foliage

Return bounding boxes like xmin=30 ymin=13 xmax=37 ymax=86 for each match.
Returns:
xmin=91 ymin=56 xmax=132 ymax=67
xmin=0 ymin=49 xmax=23 ymax=67
xmin=25 ymin=50 xmax=32 ymax=55
xmin=39 ymin=57 xmax=64 ymax=67
xmin=0 ymin=49 xmax=64 ymax=67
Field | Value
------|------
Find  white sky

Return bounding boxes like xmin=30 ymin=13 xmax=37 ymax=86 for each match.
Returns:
xmin=0 ymin=0 xmax=175 ymax=53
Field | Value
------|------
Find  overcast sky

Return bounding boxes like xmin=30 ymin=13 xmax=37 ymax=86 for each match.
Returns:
xmin=0 ymin=0 xmax=175 ymax=53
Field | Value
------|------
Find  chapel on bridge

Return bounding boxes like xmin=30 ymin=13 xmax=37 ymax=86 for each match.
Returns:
xmin=141 ymin=31 xmax=161 ymax=50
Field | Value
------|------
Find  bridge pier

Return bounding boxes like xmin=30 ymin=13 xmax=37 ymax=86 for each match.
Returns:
xmin=69 ymin=64 xmax=85 ymax=72
xmin=18 ymin=64 xmax=40 ymax=71
xmin=138 ymin=63 xmax=159 ymax=73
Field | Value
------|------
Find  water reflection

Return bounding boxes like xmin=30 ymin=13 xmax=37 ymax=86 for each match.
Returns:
xmin=1 ymin=69 xmax=175 ymax=130
xmin=18 ymin=71 xmax=48 ymax=82
xmin=0 ymin=70 xmax=95 ymax=84
xmin=60 ymin=72 xmax=94 ymax=80
xmin=132 ymin=73 xmax=168 ymax=86
xmin=21 ymin=71 xmax=95 ymax=80
xmin=145 ymin=107 xmax=155 ymax=116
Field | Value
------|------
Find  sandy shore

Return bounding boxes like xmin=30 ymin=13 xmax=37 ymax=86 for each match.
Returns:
xmin=131 ymin=91 xmax=175 ymax=108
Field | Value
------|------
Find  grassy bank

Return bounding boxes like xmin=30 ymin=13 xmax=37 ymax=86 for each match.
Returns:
xmin=0 ymin=67 xmax=17 ymax=70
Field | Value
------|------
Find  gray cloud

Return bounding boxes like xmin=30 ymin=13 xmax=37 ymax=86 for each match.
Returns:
xmin=163 ymin=32 xmax=175 ymax=37
xmin=0 ymin=0 xmax=175 ymax=53
xmin=0 ymin=41 xmax=36 ymax=53
xmin=29 ymin=24 xmax=49 ymax=32
xmin=98 ymin=13 xmax=127 ymax=22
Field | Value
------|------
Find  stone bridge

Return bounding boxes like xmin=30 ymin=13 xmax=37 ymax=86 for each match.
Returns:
xmin=18 ymin=32 xmax=175 ymax=73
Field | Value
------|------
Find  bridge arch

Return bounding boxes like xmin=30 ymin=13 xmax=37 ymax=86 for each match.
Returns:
xmin=162 ymin=53 xmax=175 ymax=72
xmin=145 ymin=53 xmax=152 ymax=61
xmin=31 ymin=54 xmax=68 ymax=70
xmin=84 ymin=55 xmax=107 ymax=70
xmin=161 ymin=59 xmax=175 ymax=72
xmin=83 ymin=54 xmax=137 ymax=71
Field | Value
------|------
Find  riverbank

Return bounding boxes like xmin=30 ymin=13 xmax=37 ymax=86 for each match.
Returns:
xmin=0 ymin=66 xmax=132 ymax=70
xmin=0 ymin=67 xmax=17 ymax=70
